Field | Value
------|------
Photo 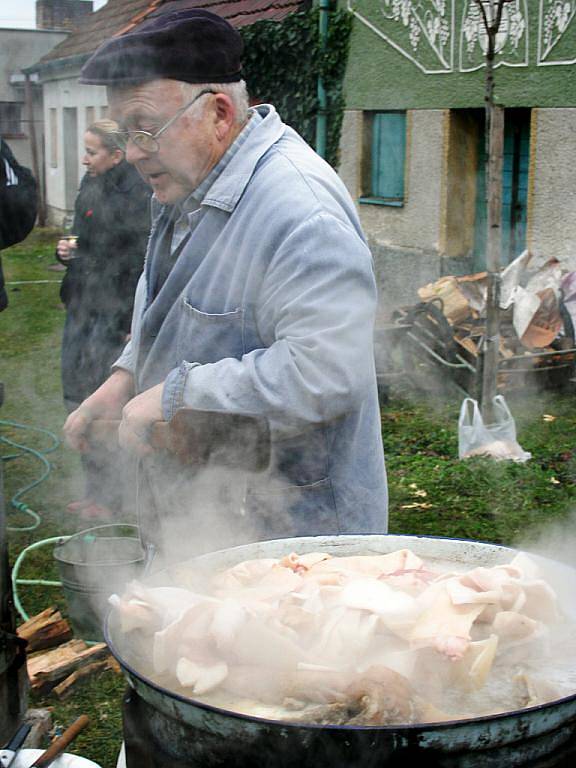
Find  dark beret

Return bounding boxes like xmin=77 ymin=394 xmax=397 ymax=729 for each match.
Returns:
xmin=80 ymin=8 xmax=243 ymax=86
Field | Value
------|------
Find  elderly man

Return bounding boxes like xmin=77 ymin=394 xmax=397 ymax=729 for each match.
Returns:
xmin=65 ymin=8 xmax=387 ymax=561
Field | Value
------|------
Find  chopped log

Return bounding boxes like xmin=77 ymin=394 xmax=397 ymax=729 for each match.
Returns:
xmin=455 ymin=336 xmax=479 ymax=357
xmin=18 ymin=607 xmax=72 ymax=653
xmin=418 ymin=276 xmax=471 ymax=325
xmin=53 ymin=656 xmax=120 ymax=700
xmin=27 ymin=640 xmax=109 ymax=691
xmin=499 ymin=339 xmax=516 ymax=358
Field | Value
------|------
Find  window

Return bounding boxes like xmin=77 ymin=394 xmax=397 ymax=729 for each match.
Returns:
xmin=361 ymin=111 xmax=407 ymax=207
xmin=100 ymin=105 xmax=109 ymax=118
xmin=50 ymin=108 xmax=58 ymax=168
xmin=86 ymin=106 xmax=95 ymax=127
xmin=0 ymin=102 xmax=23 ymax=136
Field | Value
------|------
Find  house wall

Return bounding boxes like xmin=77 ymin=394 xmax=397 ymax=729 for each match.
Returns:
xmin=338 ymin=1 xmax=576 ymax=312
xmin=340 ymin=108 xmax=450 ymax=312
xmin=530 ymin=108 xmax=576 ymax=261
xmin=42 ymin=73 xmax=107 ymax=224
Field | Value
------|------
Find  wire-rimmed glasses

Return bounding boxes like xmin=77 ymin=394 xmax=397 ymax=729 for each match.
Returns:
xmin=112 ymin=88 xmax=217 ymax=153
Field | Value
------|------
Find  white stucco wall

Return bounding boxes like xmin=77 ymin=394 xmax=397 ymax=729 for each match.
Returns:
xmin=42 ymin=73 xmax=108 ymax=223
xmin=530 ymin=108 xmax=576 ymax=265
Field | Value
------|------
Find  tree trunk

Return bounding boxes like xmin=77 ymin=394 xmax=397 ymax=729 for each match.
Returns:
xmin=476 ymin=0 xmax=507 ymax=421
xmin=481 ymin=104 xmax=504 ymax=421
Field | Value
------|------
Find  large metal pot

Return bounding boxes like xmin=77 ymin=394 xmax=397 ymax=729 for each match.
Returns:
xmin=105 ymin=534 xmax=576 ymax=767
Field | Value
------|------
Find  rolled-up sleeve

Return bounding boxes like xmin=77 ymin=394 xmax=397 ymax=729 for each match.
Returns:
xmin=112 ymin=337 xmax=135 ymax=373
xmin=163 ymin=212 xmax=377 ymax=433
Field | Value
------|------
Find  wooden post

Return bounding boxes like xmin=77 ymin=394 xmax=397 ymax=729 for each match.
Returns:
xmin=24 ymin=74 xmax=46 ymax=227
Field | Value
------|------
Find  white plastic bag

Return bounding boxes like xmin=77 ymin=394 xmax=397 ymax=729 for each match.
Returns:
xmin=458 ymin=395 xmax=531 ymax=462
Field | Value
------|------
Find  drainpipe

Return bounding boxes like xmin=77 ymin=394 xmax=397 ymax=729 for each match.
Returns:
xmin=315 ymin=0 xmax=330 ymax=159
xmin=24 ymin=74 xmax=46 ymax=226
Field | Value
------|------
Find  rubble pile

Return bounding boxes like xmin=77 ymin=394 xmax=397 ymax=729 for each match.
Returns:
xmin=400 ymin=251 xmax=576 ymax=392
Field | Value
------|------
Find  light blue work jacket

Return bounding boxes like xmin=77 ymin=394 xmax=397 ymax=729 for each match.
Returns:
xmin=115 ymin=105 xmax=387 ymax=558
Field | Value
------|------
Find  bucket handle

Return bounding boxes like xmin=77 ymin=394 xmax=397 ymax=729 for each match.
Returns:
xmin=61 ymin=522 xmax=141 ymax=543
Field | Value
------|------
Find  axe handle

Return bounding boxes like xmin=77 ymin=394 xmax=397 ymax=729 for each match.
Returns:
xmin=30 ymin=715 xmax=90 ymax=768
xmin=88 ymin=420 xmax=169 ymax=450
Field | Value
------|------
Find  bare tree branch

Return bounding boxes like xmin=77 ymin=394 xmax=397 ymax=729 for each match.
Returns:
xmin=473 ymin=0 xmax=490 ymax=38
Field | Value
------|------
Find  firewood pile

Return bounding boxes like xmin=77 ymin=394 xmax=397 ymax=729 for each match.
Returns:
xmin=17 ymin=607 xmax=120 ymax=699
xmin=394 ymin=252 xmax=576 ymax=393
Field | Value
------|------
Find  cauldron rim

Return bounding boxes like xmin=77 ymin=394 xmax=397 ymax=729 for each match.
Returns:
xmin=104 ymin=533 xmax=576 ymax=734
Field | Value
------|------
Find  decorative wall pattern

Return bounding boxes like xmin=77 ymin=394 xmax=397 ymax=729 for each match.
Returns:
xmin=348 ymin=0 xmax=576 ymax=71
xmin=459 ymin=0 xmax=529 ymax=71
xmin=347 ymin=0 xmax=455 ymax=73
xmin=538 ymin=0 xmax=576 ymax=65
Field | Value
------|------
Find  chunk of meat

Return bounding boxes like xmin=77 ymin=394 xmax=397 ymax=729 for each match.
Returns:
xmin=515 ymin=672 xmax=565 ymax=708
xmin=176 ymin=658 xmax=228 ymax=694
xmin=492 ymin=611 xmax=542 ymax=642
xmin=212 ymin=558 xmax=280 ymax=590
xmin=290 ymin=666 xmax=449 ymax=726
xmin=305 ymin=550 xmax=426 ymax=582
xmin=410 ymin=584 xmax=484 ymax=658
xmin=280 ymin=552 xmax=332 ymax=572
xmin=449 ymin=635 xmax=499 ymax=691
xmin=109 ymin=582 xmax=205 ymax=634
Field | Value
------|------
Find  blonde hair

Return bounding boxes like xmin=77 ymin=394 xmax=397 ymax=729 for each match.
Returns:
xmin=86 ymin=119 xmax=122 ymax=153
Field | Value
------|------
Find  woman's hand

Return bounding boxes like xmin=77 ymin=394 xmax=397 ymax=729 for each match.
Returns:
xmin=57 ymin=238 xmax=78 ymax=261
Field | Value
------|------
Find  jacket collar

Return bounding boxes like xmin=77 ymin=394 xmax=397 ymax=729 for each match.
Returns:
xmin=201 ymin=104 xmax=285 ymax=212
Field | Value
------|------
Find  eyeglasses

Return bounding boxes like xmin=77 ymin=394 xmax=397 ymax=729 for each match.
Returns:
xmin=112 ymin=89 xmax=217 ymax=153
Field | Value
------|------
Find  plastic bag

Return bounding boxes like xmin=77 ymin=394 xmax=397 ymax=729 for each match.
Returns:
xmin=458 ymin=395 xmax=531 ymax=462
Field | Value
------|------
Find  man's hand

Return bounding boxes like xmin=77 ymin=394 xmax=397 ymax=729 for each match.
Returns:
xmin=64 ymin=405 xmax=96 ymax=452
xmin=118 ymin=382 xmax=164 ymax=456
xmin=63 ymin=369 xmax=134 ymax=452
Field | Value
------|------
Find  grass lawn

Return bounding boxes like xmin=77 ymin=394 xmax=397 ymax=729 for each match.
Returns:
xmin=1 ymin=229 xmax=575 ymax=767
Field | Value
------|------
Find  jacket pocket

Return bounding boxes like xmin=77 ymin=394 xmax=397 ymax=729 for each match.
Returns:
xmin=176 ymin=299 xmax=245 ymax=364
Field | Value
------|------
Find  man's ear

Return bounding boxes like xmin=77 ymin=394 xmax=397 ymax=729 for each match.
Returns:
xmin=112 ymin=148 xmax=124 ymax=165
xmin=213 ymin=94 xmax=236 ymax=142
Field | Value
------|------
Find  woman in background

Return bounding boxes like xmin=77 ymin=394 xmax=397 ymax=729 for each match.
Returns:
xmin=57 ymin=120 xmax=151 ymax=520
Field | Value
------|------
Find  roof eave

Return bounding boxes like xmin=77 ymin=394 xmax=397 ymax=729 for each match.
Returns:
xmin=23 ymin=52 xmax=93 ymax=80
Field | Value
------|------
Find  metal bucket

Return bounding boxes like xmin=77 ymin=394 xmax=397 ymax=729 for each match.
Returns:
xmin=106 ymin=534 xmax=576 ymax=767
xmin=55 ymin=524 xmax=145 ymax=642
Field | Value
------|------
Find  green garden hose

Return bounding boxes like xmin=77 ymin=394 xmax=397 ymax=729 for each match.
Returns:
xmin=0 ymin=418 xmax=60 ymax=532
xmin=11 ymin=536 xmax=69 ymax=622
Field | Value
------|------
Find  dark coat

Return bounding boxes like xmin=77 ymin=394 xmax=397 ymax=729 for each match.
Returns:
xmin=60 ymin=160 xmax=151 ymax=403
xmin=0 ymin=139 xmax=38 ymax=311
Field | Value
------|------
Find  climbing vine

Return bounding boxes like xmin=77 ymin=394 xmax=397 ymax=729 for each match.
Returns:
xmin=240 ymin=6 xmax=353 ymax=168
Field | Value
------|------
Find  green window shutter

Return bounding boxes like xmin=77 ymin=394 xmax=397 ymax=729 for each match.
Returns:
xmin=371 ymin=112 xmax=406 ymax=200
